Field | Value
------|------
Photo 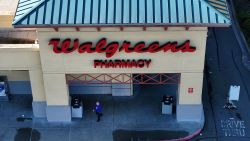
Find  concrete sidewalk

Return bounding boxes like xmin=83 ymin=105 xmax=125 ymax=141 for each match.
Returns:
xmin=0 ymin=85 xmax=202 ymax=141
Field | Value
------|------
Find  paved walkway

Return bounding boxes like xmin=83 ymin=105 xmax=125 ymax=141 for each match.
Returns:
xmin=0 ymin=85 xmax=201 ymax=141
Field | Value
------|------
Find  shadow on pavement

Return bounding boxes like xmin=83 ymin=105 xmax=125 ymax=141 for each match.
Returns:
xmin=14 ymin=128 xmax=40 ymax=141
xmin=113 ymin=129 xmax=188 ymax=141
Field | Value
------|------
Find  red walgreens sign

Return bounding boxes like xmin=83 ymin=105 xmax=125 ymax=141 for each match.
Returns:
xmin=48 ymin=38 xmax=196 ymax=58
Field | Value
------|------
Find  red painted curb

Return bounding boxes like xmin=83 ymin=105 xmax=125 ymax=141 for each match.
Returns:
xmin=158 ymin=129 xmax=202 ymax=141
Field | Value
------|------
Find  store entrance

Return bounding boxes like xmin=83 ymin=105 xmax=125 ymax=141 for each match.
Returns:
xmin=0 ymin=70 xmax=33 ymax=124
xmin=132 ymin=73 xmax=180 ymax=116
xmin=66 ymin=73 xmax=180 ymax=130
xmin=67 ymin=73 xmax=180 ymax=117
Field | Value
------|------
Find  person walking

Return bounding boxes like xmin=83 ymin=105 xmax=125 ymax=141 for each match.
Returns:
xmin=93 ymin=101 xmax=103 ymax=122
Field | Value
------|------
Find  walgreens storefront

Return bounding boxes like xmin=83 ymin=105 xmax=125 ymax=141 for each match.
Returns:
xmin=4 ymin=0 xmax=230 ymax=122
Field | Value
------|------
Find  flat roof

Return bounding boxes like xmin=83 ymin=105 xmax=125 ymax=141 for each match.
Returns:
xmin=0 ymin=0 xmax=19 ymax=15
xmin=12 ymin=0 xmax=231 ymax=28
xmin=0 ymin=44 xmax=38 ymax=49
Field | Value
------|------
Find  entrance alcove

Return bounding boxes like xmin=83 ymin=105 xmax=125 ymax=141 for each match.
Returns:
xmin=66 ymin=73 xmax=181 ymax=130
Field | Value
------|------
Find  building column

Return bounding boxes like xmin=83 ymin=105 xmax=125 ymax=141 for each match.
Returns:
xmin=29 ymin=70 xmax=46 ymax=118
xmin=43 ymin=73 xmax=71 ymax=122
xmin=177 ymin=72 xmax=204 ymax=122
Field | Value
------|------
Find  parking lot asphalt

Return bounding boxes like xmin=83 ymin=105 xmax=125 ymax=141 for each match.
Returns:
xmin=194 ymin=27 xmax=250 ymax=141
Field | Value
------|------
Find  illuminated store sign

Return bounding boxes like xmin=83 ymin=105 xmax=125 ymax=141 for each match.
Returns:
xmin=48 ymin=38 xmax=196 ymax=68
xmin=94 ymin=59 xmax=152 ymax=68
xmin=48 ymin=38 xmax=196 ymax=58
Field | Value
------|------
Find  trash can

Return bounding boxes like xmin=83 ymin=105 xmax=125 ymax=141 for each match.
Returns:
xmin=162 ymin=95 xmax=173 ymax=114
xmin=71 ymin=97 xmax=83 ymax=118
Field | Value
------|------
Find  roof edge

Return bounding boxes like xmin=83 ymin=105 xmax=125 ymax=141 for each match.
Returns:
xmin=13 ymin=23 xmax=231 ymax=29
xmin=12 ymin=0 xmax=46 ymax=25
xmin=202 ymin=0 xmax=231 ymax=23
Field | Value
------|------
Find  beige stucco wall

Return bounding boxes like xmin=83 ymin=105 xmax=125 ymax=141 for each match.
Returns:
xmin=43 ymin=73 xmax=69 ymax=105
xmin=0 ymin=44 xmax=45 ymax=101
xmin=38 ymin=27 xmax=207 ymax=74
xmin=0 ymin=27 xmax=207 ymax=106
xmin=37 ymin=27 xmax=207 ymax=105
xmin=0 ymin=15 xmax=13 ymax=28
xmin=29 ymin=70 xmax=46 ymax=101
xmin=0 ymin=0 xmax=19 ymax=14
xmin=0 ymin=0 xmax=19 ymax=28
xmin=178 ymin=72 xmax=204 ymax=104
xmin=0 ymin=70 xmax=29 ymax=81
xmin=0 ymin=45 xmax=41 ymax=70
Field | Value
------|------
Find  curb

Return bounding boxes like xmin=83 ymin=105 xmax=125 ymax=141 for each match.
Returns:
xmin=158 ymin=129 xmax=202 ymax=141
xmin=158 ymin=74 xmax=207 ymax=141
xmin=227 ymin=0 xmax=250 ymax=71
